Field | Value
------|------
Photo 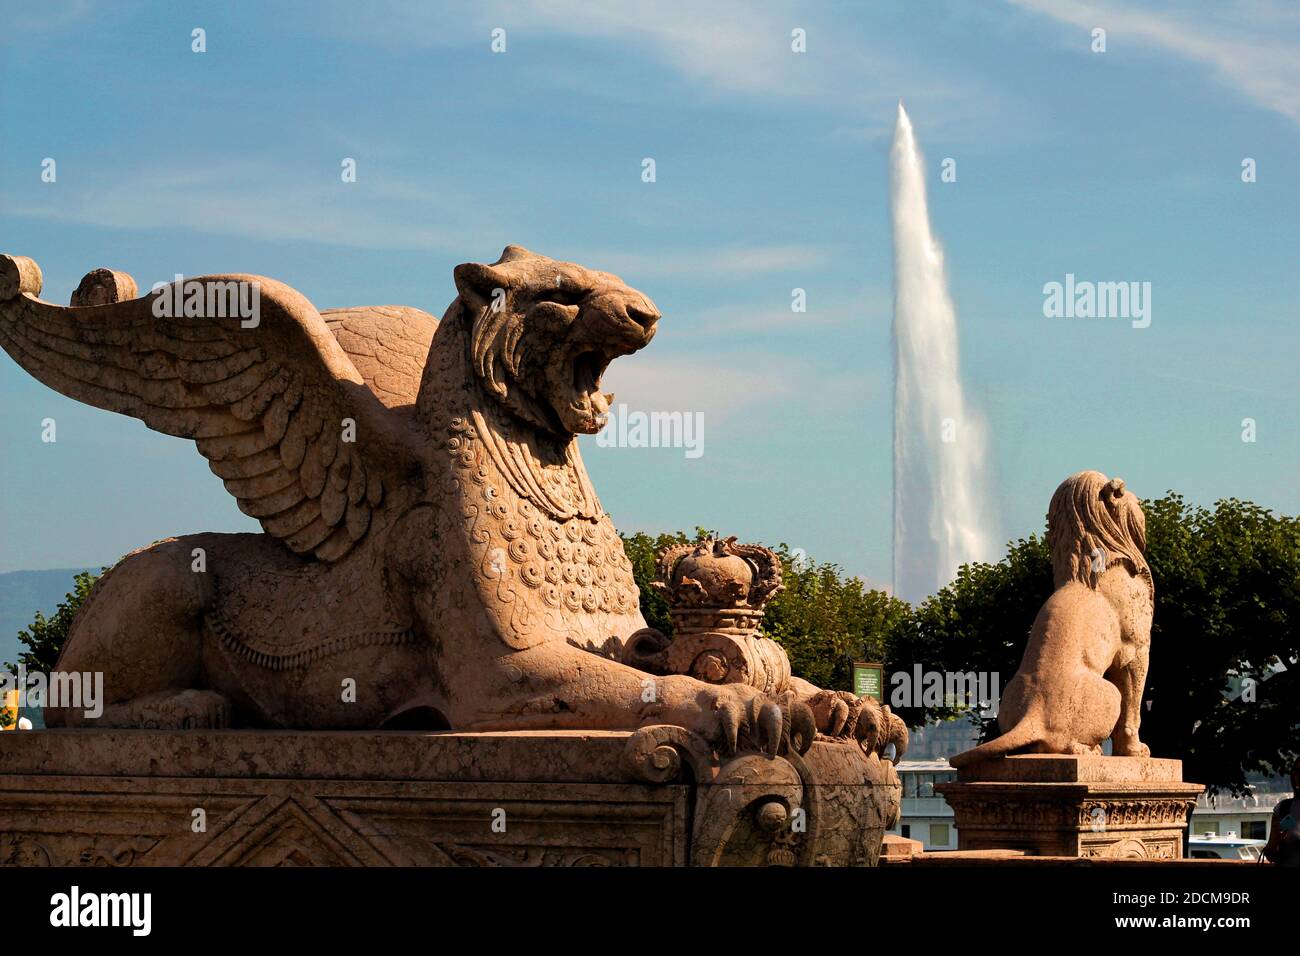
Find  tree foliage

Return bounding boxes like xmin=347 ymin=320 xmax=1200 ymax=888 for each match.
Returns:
xmin=620 ymin=530 xmax=910 ymax=692
xmin=5 ymin=570 xmax=102 ymax=676
xmin=887 ymin=535 xmax=1052 ymax=732
xmin=619 ymin=493 xmax=1298 ymax=794
xmin=762 ymin=544 xmax=911 ymax=691
xmin=1140 ymin=495 xmax=1298 ymax=792
xmin=868 ymin=494 xmax=1298 ymax=793
xmin=5 ymin=493 xmax=1294 ymax=794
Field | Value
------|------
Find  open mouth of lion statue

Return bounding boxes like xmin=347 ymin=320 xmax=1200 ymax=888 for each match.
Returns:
xmin=541 ymin=287 xmax=660 ymax=436
xmin=458 ymin=245 xmax=661 ymax=438
xmin=569 ymin=349 xmax=614 ymax=430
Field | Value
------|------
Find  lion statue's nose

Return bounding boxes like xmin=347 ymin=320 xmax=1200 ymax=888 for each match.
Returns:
xmin=621 ymin=295 xmax=660 ymax=331
xmin=589 ymin=290 xmax=660 ymax=334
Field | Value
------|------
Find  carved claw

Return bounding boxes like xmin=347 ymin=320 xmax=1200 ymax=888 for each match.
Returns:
xmin=879 ymin=704 xmax=908 ymax=762
xmin=802 ymin=689 xmax=908 ymax=761
xmin=828 ymin=696 xmax=851 ymax=737
xmin=675 ymin=682 xmax=811 ymax=758
xmin=717 ymin=698 xmax=742 ymax=754
xmin=758 ymin=700 xmax=782 ymax=755
xmin=856 ymin=699 xmax=884 ymax=752
xmin=784 ymin=697 xmax=817 ymax=755
xmin=807 ymin=689 xmax=865 ymax=741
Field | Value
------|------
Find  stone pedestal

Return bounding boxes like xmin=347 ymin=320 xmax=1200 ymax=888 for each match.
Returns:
xmin=0 ymin=727 xmax=899 ymax=867
xmin=936 ymin=755 xmax=1203 ymax=859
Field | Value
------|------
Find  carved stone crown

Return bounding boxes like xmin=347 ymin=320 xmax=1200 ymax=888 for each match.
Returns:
xmin=652 ymin=537 xmax=782 ymax=619
xmin=623 ymin=537 xmax=791 ymax=696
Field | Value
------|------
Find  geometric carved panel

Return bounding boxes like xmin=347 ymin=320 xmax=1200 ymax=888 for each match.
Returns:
xmin=0 ymin=730 xmax=896 ymax=867
xmin=0 ymin=776 xmax=688 ymax=868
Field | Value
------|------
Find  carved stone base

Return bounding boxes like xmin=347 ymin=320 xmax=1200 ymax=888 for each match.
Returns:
xmin=0 ymin=728 xmax=899 ymax=867
xmin=936 ymin=755 xmax=1204 ymax=859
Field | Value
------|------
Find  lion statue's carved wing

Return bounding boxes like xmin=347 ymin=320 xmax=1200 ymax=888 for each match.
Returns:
xmin=320 ymin=305 xmax=438 ymax=409
xmin=0 ymin=260 xmax=420 ymax=562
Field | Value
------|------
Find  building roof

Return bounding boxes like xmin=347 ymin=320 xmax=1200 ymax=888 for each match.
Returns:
xmin=896 ymin=760 xmax=954 ymax=772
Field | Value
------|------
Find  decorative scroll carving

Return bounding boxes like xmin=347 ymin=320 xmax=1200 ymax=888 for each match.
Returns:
xmin=623 ymin=724 xmax=715 ymax=785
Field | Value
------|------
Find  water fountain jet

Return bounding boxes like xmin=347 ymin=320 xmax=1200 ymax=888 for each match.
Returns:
xmin=890 ymin=102 xmax=996 ymax=603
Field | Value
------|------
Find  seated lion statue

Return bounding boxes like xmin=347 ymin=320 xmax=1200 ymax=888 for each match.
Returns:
xmin=951 ymin=470 xmax=1154 ymax=767
xmin=0 ymin=246 xmax=901 ymax=759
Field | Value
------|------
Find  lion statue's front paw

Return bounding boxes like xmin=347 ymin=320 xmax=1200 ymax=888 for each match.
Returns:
xmin=1113 ymin=739 xmax=1151 ymax=758
xmin=804 ymin=690 xmax=862 ymax=738
xmin=800 ymin=688 xmax=907 ymax=761
xmin=655 ymin=678 xmax=813 ymax=756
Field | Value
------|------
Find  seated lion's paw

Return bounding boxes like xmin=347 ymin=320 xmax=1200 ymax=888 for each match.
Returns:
xmin=1115 ymin=739 xmax=1151 ymax=758
xmin=709 ymin=683 xmax=782 ymax=755
xmin=659 ymin=679 xmax=799 ymax=756
xmin=805 ymin=689 xmax=862 ymax=739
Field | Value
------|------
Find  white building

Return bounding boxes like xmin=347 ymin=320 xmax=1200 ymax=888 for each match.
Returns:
xmin=889 ymin=759 xmax=958 ymax=850
xmin=1191 ymin=785 xmax=1288 ymax=842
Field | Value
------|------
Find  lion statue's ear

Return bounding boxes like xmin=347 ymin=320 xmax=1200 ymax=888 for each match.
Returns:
xmin=455 ymin=259 xmax=522 ymax=401
xmin=453 ymin=261 xmax=511 ymax=314
xmin=497 ymin=244 xmax=536 ymax=262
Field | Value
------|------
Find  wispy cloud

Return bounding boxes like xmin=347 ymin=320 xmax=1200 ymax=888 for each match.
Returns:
xmin=672 ymin=286 xmax=890 ymax=338
xmin=300 ymin=0 xmax=1004 ymax=136
xmin=4 ymin=159 xmax=498 ymax=253
xmin=1010 ymin=0 xmax=1300 ymax=124
xmin=599 ymin=345 xmax=884 ymax=437
xmin=489 ymin=0 xmax=821 ymax=99
xmin=600 ymin=354 xmax=801 ymax=426
xmin=0 ymin=0 xmax=95 ymax=41
xmin=308 ymin=0 xmax=829 ymax=98
xmin=587 ymin=243 xmax=834 ymax=282
xmin=5 ymin=156 xmax=840 ymax=292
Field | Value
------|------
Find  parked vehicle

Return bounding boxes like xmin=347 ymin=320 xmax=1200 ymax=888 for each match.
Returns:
xmin=1188 ymin=835 xmax=1266 ymax=861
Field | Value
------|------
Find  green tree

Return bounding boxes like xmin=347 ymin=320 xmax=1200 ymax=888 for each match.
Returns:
xmin=763 ymin=544 xmax=911 ymax=692
xmin=893 ymin=495 xmax=1298 ymax=794
xmin=620 ymin=531 xmax=909 ymax=692
xmin=1140 ymin=495 xmax=1298 ymax=793
xmin=5 ymin=570 xmax=102 ymax=676
xmin=889 ymin=534 xmax=1051 ymax=732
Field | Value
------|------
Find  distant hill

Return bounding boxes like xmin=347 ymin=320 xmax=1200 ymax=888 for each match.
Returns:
xmin=0 ymin=568 xmax=96 ymax=668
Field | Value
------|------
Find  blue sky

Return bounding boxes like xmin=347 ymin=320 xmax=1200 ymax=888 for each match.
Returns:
xmin=1 ymin=0 xmax=1297 ymax=589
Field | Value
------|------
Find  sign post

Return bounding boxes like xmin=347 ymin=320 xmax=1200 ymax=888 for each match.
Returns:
xmin=852 ymin=661 xmax=884 ymax=702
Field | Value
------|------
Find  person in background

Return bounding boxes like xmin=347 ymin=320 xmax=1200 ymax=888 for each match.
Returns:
xmin=1263 ymin=756 xmax=1300 ymax=866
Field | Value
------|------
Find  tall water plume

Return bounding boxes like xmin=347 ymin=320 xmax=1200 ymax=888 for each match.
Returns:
xmin=890 ymin=103 xmax=995 ymax=603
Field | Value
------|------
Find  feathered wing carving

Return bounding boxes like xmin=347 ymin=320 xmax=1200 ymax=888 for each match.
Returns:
xmin=321 ymin=306 xmax=438 ymax=409
xmin=0 ymin=269 xmax=420 ymax=562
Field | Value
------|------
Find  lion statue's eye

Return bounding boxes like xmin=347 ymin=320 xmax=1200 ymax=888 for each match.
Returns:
xmin=534 ymin=287 xmax=584 ymax=307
